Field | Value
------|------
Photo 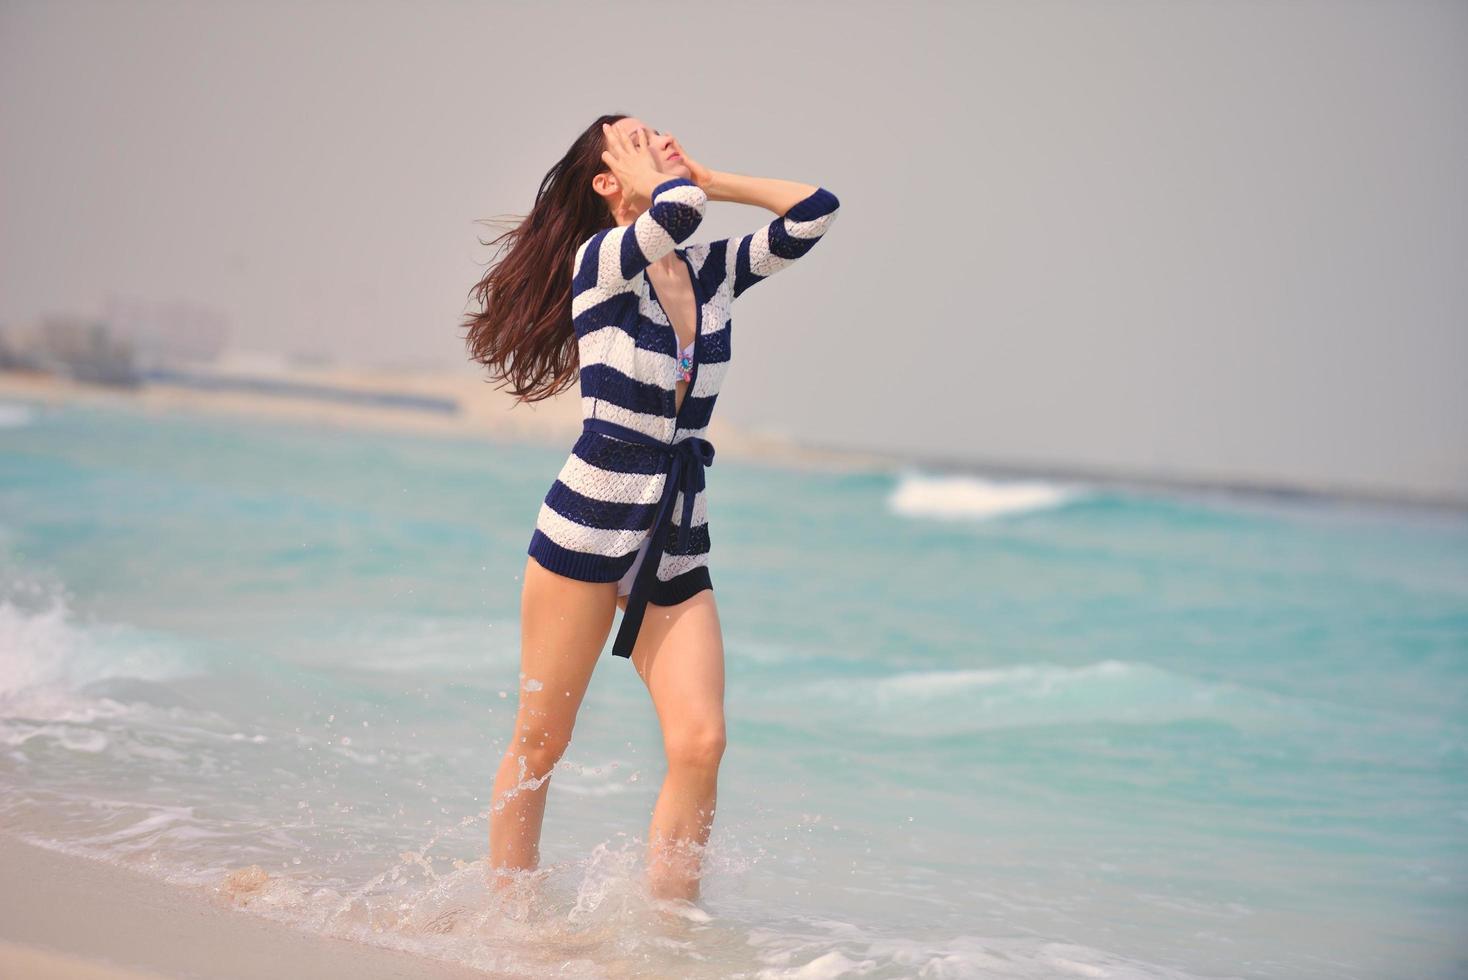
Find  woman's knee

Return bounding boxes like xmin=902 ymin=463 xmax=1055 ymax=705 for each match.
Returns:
xmin=663 ymin=722 xmax=726 ymax=770
xmin=505 ymin=719 xmax=574 ymax=779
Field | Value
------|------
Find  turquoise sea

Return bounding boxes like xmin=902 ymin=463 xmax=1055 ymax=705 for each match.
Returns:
xmin=1 ymin=397 xmax=1464 ymax=979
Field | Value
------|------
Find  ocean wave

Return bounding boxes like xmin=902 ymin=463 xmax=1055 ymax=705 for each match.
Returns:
xmin=759 ymin=659 xmax=1327 ymax=738
xmin=755 ymin=928 xmax=1236 ymax=980
xmin=0 ymin=584 xmax=202 ymax=724
xmin=886 ymin=469 xmax=1086 ymax=522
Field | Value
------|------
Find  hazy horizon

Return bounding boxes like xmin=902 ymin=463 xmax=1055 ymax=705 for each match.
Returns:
xmin=2 ymin=0 xmax=1464 ymax=503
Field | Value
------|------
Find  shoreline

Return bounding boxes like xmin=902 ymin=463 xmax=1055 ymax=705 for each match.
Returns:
xmin=0 ymin=832 xmax=505 ymax=979
xmin=2 ymin=366 xmax=1461 ymax=513
xmin=0 ymin=366 xmax=900 ymax=475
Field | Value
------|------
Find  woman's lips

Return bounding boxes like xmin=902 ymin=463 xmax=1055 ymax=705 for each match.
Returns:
xmin=668 ymin=153 xmax=682 ymax=162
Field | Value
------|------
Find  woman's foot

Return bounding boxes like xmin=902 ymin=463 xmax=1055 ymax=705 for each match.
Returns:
xmin=485 ymin=862 xmax=548 ymax=920
xmin=647 ymin=892 xmax=713 ymax=924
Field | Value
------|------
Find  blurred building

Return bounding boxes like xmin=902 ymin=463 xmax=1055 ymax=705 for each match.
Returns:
xmin=0 ymin=297 xmax=232 ymax=387
xmin=103 ymin=294 xmax=231 ymax=367
xmin=0 ymin=315 xmax=140 ymax=386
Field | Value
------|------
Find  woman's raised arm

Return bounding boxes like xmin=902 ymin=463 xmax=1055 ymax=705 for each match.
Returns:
xmin=702 ymin=172 xmax=841 ymax=300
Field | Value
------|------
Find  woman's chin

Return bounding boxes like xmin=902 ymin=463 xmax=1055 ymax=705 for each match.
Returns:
xmin=663 ymin=162 xmax=692 ymax=179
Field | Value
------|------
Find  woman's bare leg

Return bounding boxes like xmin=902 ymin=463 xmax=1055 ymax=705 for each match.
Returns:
xmin=620 ymin=588 xmax=726 ymax=903
xmin=488 ymin=556 xmax=616 ymax=891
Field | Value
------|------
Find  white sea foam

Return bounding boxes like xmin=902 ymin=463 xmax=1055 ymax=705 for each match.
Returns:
xmin=0 ymin=585 xmax=200 ymax=725
xmin=0 ymin=401 xmax=36 ymax=428
xmin=762 ymin=931 xmax=1238 ymax=980
xmin=764 ymin=659 xmax=1305 ymax=737
xmin=887 ymin=469 xmax=1085 ymax=521
xmin=0 ymin=584 xmax=238 ymax=866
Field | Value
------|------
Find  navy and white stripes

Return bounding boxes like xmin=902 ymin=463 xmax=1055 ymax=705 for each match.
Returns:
xmin=527 ymin=175 xmax=841 ymax=608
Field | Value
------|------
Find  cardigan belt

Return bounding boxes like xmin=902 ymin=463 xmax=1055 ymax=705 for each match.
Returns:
xmin=581 ymin=417 xmax=716 ymax=659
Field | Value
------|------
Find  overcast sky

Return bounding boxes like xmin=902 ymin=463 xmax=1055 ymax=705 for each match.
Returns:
xmin=2 ymin=0 xmax=1464 ymax=503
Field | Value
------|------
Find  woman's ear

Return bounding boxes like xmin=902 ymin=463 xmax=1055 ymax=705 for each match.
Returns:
xmin=591 ymin=171 xmax=618 ymax=199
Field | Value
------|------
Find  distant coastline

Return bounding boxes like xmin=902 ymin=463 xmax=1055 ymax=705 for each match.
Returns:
xmin=135 ymin=365 xmax=460 ymax=415
xmin=0 ymin=360 xmax=898 ymax=475
xmin=1 ymin=361 xmax=1461 ymax=515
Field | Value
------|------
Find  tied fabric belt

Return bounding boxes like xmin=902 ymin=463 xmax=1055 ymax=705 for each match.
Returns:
xmin=581 ymin=417 xmax=716 ymax=659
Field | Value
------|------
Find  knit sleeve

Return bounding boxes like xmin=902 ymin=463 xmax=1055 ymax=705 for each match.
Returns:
xmin=572 ymin=177 xmax=708 ymax=295
xmin=721 ymin=187 xmax=841 ymax=301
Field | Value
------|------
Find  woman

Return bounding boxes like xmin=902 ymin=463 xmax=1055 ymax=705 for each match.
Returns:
xmin=462 ymin=114 xmax=840 ymax=904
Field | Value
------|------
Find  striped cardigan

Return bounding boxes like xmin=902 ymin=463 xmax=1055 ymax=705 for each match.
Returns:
xmin=527 ymin=175 xmax=841 ymax=644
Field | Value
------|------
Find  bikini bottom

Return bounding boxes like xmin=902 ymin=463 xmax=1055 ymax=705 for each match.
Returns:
xmin=616 ymin=534 xmax=653 ymax=597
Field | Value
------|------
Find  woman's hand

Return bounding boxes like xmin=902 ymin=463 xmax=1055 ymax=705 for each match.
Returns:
xmin=667 ymin=135 xmax=714 ymax=190
xmin=601 ymin=123 xmax=665 ymax=212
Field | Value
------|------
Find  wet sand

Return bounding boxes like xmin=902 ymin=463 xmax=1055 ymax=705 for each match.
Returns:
xmin=0 ymin=833 xmax=505 ymax=980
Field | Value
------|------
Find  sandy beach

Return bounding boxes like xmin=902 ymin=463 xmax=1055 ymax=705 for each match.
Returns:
xmin=0 ymin=833 xmax=504 ymax=979
xmin=0 ymin=360 xmax=900 ymax=475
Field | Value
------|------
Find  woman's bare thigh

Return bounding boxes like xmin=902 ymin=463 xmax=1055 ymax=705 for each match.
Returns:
xmin=622 ymin=589 xmax=726 ymax=724
xmin=515 ymin=556 xmax=618 ymax=746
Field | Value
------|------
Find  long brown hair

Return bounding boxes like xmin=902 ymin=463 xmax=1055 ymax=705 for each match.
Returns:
xmin=461 ymin=113 xmax=629 ymax=404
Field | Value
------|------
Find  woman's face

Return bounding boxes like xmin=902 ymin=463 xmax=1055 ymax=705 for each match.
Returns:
xmin=609 ymin=117 xmax=690 ymax=180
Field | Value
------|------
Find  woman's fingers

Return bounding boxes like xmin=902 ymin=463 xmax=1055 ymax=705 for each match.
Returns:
xmin=603 ymin=122 xmax=659 ymax=165
xmin=602 ymin=122 xmax=623 ymax=159
xmin=622 ymin=125 xmax=641 ymax=158
xmin=601 ymin=125 xmax=632 ymax=188
xmin=600 ymin=122 xmax=662 ymax=207
xmin=602 ymin=122 xmax=629 ymax=165
xmin=603 ymin=123 xmax=649 ymax=179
